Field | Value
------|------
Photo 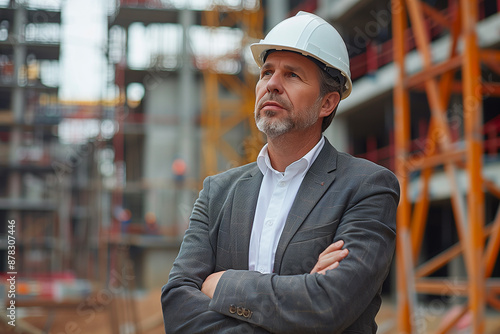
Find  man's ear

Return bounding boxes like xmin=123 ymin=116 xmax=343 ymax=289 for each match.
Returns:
xmin=319 ymin=92 xmax=341 ymax=118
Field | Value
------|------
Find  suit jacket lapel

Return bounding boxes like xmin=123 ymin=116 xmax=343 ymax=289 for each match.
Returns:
xmin=229 ymin=165 xmax=263 ymax=270
xmin=273 ymin=139 xmax=338 ymax=274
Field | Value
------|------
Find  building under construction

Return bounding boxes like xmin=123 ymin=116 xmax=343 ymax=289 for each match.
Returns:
xmin=0 ymin=0 xmax=499 ymax=333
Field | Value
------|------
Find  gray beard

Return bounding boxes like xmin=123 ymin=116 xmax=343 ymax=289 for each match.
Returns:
xmin=255 ymin=111 xmax=294 ymax=138
xmin=254 ymin=99 xmax=322 ymax=138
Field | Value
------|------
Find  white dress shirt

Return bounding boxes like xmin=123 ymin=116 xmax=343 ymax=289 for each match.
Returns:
xmin=248 ymin=136 xmax=325 ymax=273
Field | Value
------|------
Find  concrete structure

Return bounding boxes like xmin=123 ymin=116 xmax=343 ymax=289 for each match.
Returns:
xmin=0 ymin=0 xmax=67 ymax=275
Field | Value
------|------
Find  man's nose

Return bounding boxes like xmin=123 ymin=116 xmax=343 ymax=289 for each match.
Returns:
xmin=266 ymin=73 xmax=283 ymax=94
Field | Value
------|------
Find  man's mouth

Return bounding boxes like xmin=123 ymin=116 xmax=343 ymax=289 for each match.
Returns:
xmin=260 ymin=101 xmax=286 ymax=114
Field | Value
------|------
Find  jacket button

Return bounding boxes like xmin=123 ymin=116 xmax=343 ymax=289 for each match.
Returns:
xmin=243 ymin=308 xmax=252 ymax=318
xmin=237 ymin=306 xmax=244 ymax=316
xmin=229 ymin=304 xmax=236 ymax=314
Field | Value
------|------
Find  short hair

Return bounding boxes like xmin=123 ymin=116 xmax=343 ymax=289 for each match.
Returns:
xmin=317 ymin=67 xmax=343 ymax=132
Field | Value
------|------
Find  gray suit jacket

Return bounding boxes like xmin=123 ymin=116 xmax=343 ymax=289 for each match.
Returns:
xmin=161 ymin=139 xmax=400 ymax=333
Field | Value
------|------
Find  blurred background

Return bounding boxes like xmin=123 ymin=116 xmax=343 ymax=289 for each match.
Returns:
xmin=0 ymin=0 xmax=499 ymax=333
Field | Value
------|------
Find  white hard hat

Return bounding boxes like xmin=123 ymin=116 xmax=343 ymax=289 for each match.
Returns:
xmin=250 ymin=11 xmax=352 ymax=99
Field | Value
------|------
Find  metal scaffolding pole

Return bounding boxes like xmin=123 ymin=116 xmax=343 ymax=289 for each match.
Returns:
xmin=460 ymin=1 xmax=485 ymax=331
xmin=393 ymin=1 xmax=414 ymax=332
xmin=393 ymin=0 xmax=500 ymax=333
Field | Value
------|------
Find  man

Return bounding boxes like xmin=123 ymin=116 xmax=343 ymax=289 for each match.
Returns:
xmin=162 ymin=11 xmax=399 ymax=333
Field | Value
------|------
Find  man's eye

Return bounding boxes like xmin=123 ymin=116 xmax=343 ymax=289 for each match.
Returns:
xmin=261 ymin=70 xmax=272 ymax=77
xmin=290 ymin=72 xmax=299 ymax=78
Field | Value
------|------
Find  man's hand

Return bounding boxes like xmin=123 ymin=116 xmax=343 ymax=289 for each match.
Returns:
xmin=201 ymin=271 xmax=225 ymax=298
xmin=310 ymin=240 xmax=349 ymax=275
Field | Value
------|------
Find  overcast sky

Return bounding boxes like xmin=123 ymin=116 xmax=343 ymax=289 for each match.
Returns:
xmin=56 ymin=0 xmax=252 ymax=101
xmin=59 ymin=0 xmax=107 ymax=101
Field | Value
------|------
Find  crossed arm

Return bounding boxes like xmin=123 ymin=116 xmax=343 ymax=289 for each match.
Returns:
xmin=201 ymin=240 xmax=349 ymax=298
xmin=162 ymin=234 xmax=350 ymax=334
xmin=162 ymin=168 xmax=399 ymax=333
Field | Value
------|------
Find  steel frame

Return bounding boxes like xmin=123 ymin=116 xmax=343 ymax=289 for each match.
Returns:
xmin=393 ymin=0 xmax=500 ymax=333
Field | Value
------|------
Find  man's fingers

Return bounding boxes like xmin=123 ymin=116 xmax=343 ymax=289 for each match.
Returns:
xmin=315 ymin=248 xmax=348 ymax=270
xmin=310 ymin=241 xmax=349 ymax=274
xmin=319 ymin=240 xmax=344 ymax=256
xmin=317 ymin=261 xmax=339 ymax=275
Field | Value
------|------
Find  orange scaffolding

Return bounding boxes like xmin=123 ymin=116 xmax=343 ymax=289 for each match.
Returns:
xmin=393 ymin=0 xmax=500 ymax=333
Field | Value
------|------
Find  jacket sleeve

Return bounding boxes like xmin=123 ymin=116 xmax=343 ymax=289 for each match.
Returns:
xmin=161 ymin=176 xmax=269 ymax=334
xmin=208 ymin=168 xmax=400 ymax=334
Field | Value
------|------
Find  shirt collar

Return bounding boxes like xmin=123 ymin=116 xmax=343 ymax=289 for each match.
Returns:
xmin=257 ymin=136 xmax=325 ymax=179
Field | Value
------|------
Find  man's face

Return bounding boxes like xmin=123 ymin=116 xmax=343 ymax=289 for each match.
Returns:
xmin=254 ymin=51 xmax=323 ymax=138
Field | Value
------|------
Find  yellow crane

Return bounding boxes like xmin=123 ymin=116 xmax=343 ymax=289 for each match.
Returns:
xmin=200 ymin=1 xmax=265 ymax=179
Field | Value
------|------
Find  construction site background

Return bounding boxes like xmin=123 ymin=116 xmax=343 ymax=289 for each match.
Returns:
xmin=0 ymin=0 xmax=499 ymax=333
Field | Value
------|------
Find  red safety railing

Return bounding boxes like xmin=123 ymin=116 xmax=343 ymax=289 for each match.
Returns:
xmin=485 ymin=115 xmax=500 ymax=158
xmin=355 ymin=116 xmax=500 ymax=172
xmin=349 ymin=0 xmax=497 ymax=81
xmin=120 ymin=0 xmax=157 ymax=6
